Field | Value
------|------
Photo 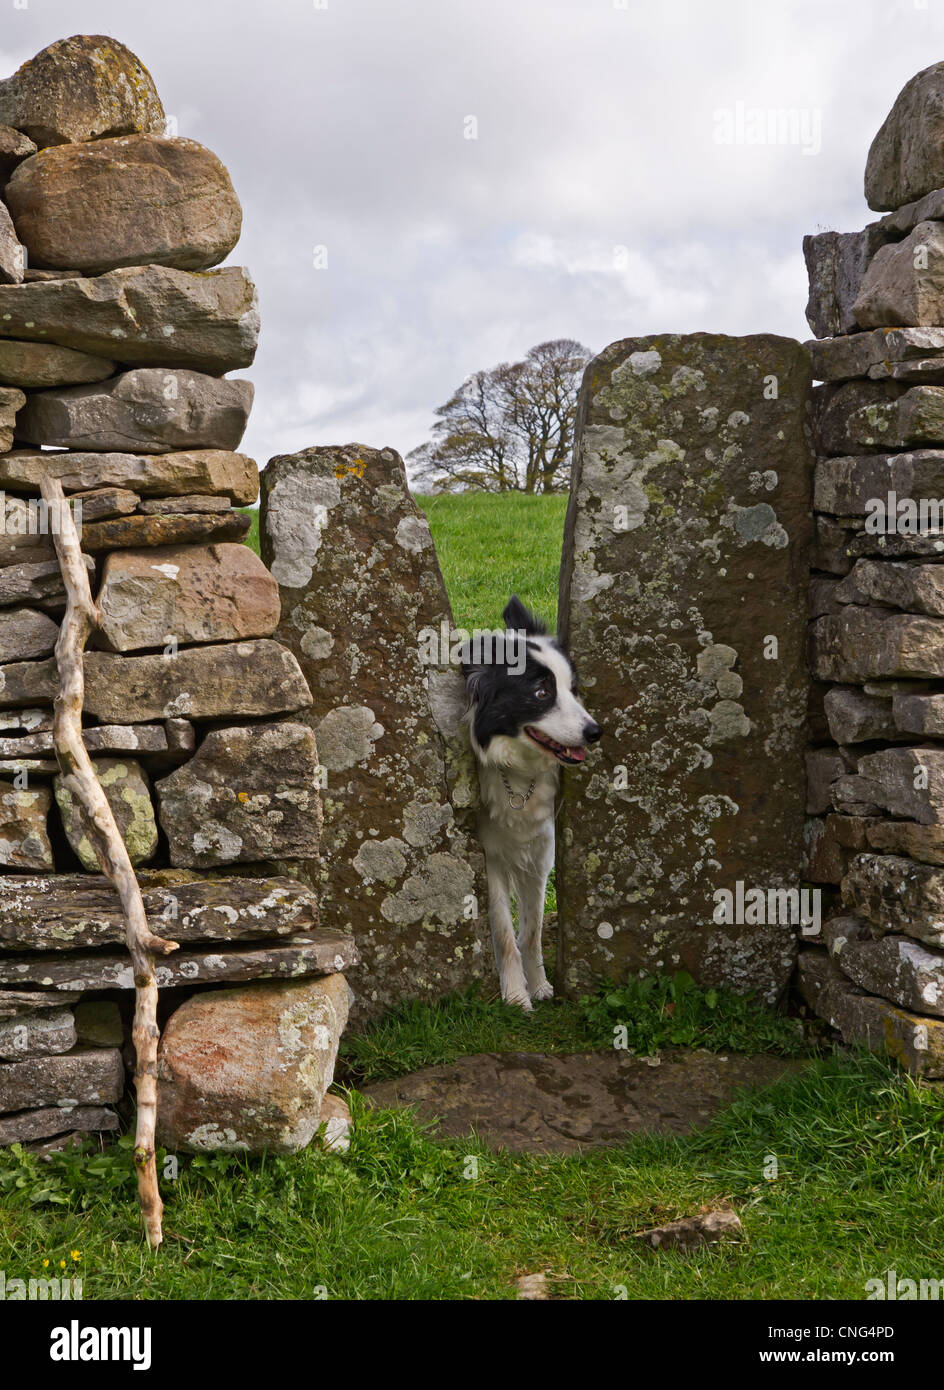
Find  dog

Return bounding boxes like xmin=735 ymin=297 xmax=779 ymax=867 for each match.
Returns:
xmin=463 ymin=595 xmax=601 ymax=1010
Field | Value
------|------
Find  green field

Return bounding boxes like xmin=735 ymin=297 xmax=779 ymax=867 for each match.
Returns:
xmin=416 ymin=491 xmax=568 ymax=631
xmin=2 ymin=489 xmax=927 ymax=1302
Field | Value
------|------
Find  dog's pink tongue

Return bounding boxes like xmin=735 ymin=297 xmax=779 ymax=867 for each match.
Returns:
xmin=567 ymin=746 xmax=587 ymax=762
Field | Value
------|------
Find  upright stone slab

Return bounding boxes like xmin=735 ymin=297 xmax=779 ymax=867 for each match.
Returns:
xmin=556 ymin=334 xmax=814 ymax=1001
xmin=261 ymin=443 xmax=489 ymax=1018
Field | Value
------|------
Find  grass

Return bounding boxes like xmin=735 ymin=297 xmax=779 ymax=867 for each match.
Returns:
xmin=415 ymin=491 xmax=568 ymax=631
xmin=2 ymin=1050 xmax=940 ymax=1300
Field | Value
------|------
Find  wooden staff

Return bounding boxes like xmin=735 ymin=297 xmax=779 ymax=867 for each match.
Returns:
xmin=41 ymin=477 xmax=178 ymax=1249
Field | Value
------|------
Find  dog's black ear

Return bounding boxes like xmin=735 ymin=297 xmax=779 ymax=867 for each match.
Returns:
xmin=503 ymin=594 xmax=546 ymax=636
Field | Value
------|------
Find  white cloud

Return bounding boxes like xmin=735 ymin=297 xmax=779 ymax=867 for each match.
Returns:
xmin=2 ymin=0 xmax=943 ymax=467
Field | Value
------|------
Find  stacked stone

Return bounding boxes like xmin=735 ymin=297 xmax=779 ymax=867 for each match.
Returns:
xmin=802 ymin=62 xmax=944 ymax=1076
xmin=0 ymin=36 xmax=354 ymax=1155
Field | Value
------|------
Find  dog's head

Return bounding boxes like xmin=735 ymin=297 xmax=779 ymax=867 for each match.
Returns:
xmin=462 ymin=595 xmax=601 ymax=769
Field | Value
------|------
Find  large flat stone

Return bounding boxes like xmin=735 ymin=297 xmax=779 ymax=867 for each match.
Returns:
xmin=808 ymin=607 xmax=944 ymax=681
xmin=823 ymin=914 xmax=944 ymax=1016
xmin=0 ymin=639 xmax=311 ymax=721
xmin=363 ymin=1049 xmax=805 ymax=1153
xmin=79 ymin=510 xmax=250 ymax=552
xmin=0 ymin=339 xmax=115 ymax=388
xmin=810 ymin=328 xmax=944 ymax=385
xmin=6 ymin=135 xmax=241 ymax=274
xmin=0 ymin=35 xmax=164 ymax=148
xmin=0 ymin=1104 xmax=117 ymax=1145
xmin=803 ymin=226 xmax=889 ymax=339
xmin=261 ymin=443 xmax=489 ymax=1020
xmin=155 ymin=722 xmax=320 ymax=867
xmin=0 ymin=782 xmax=51 ymax=870
xmin=0 ymin=935 xmax=357 ymax=992
xmin=0 ymin=989 xmax=79 ymax=1015
xmin=157 ymin=974 xmax=349 ymax=1154
xmin=0 ymin=265 xmax=258 ymax=374
xmin=0 ymin=1046 xmax=124 ymax=1113
xmin=139 ymin=494 xmax=231 ymax=515
xmin=0 ymin=448 xmax=259 ymax=503
xmin=837 ymin=746 xmax=944 ymax=823
xmin=820 ymin=382 xmax=944 ymax=455
xmin=865 ymin=62 xmax=944 ymax=209
xmin=837 ymin=557 xmax=944 ymax=617
xmin=0 ymin=1007 xmax=74 ymax=1060
xmin=798 ymin=950 xmax=944 ymax=1077
xmin=555 ymin=334 xmax=814 ymax=1000
xmin=97 ymin=543 xmax=280 ymax=652
xmin=17 ymin=369 xmax=253 ymax=453
xmin=815 ymin=450 xmax=944 ymax=516
xmin=842 ymin=852 xmax=944 ymax=946
xmin=0 ymin=722 xmax=183 ymax=759
xmin=866 ymin=821 xmax=944 ymax=864
xmin=0 ymin=608 xmax=58 ymax=661
xmin=54 ymin=757 xmax=157 ymax=871
xmin=853 ymin=223 xmax=944 ymax=327
xmin=0 ymin=871 xmax=318 ymax=951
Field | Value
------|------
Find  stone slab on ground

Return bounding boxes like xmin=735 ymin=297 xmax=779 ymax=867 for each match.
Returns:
xmin=157 ymin=974 xmax=350 ymax=1154
xmin=0 ymin=872 xmax=319 ymax=951
xmin=362 ymin=1050 xmax=806 ymax=1154
xmin=798 ymin=950 xmax=944 ymax=1077
xmin=0 ymin=1046 xmax=124 ymax=1113
xmin=261 ymin=442 xmax=489 ymax=1020
xmin=555 ymin=333 xmax=814 ymax=1001
xmin=0 ymin=935 xmax=357 ymax=991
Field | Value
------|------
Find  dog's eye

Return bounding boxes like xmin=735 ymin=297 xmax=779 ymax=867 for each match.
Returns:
xmin=534 ymin=685 xmax=551 ymax=700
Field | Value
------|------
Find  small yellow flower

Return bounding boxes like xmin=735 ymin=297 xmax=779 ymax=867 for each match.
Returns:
xmin=70 ymin=1250 xmax=81 ymax=1262
xmin=42 ymin=1259 xmax=49 ymax=1268
xmin=59 ymin=1259 xmax=65 ymax=1269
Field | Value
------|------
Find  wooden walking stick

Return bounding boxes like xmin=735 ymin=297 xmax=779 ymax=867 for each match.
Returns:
xmin=41 ymin=477 xmax=178 ymax=1249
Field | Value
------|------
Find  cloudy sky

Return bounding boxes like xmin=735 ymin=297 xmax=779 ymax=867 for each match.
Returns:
xmin=2 ymin=0 xmax=943 ymax=473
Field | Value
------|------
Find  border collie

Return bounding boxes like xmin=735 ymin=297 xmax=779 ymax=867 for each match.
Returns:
xmin=463 ymin=596 xmax=601 ymax=1010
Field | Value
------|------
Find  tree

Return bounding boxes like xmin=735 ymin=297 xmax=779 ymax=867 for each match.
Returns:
xmin=408 ymin=338 xmax=591 ymax=493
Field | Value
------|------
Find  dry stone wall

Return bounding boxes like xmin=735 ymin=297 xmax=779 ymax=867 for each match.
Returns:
xmin=800 ymin=61 xmax=944 ymax=1077
xmin=0 ymin=36 xmax=354 ymax=1155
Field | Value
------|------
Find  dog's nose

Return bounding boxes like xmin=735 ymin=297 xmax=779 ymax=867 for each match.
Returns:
xmin=583 ymin=721 xmax=602 ymax=743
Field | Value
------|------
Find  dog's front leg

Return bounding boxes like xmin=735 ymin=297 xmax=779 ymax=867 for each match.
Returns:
xmin=486 ymin=860 xmax=532 ymax=1011
xmin=517 ymin=867 xmax=553 ymax=1001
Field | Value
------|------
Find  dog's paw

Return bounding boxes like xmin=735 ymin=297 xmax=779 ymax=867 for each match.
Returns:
xmin=530 ymin=980 xmax=554 ymax=1002
xmin=502 ymin=988 xmax=534 ymax=1012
